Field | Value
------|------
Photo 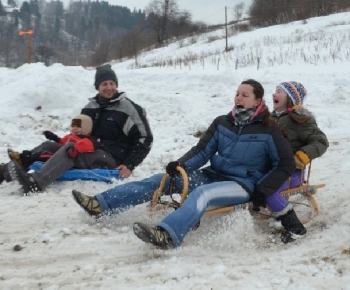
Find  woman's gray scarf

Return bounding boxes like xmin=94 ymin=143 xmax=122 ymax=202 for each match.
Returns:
xmin=234 ymin=108 xmax=256 ymax=125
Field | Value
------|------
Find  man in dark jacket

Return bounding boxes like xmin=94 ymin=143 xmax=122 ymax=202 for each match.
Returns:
xmin=7 ymin=64 xmax=153 ymax=193
xmin=80 ymin=64 xmax=153 ymax=178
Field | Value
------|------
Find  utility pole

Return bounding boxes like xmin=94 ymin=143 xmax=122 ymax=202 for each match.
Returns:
xmin=19 ymin=28 xmax=34 ymax=63
xmin=225 ymin=6 xmax=228 ymax=52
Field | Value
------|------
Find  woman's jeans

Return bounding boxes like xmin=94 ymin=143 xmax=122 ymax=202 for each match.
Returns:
xmin=96 ymin=170 xmax=250 ymax=247
xmin=265 ymin=170 xmax=304 ymax=213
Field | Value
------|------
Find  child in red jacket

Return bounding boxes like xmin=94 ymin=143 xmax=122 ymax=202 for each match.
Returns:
xmin=8 ymin=114 xmax=97 ymax=167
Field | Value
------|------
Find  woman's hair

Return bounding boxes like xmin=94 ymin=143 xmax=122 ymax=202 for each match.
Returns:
xmin=241 ymin=79 xmax=264 ymax=100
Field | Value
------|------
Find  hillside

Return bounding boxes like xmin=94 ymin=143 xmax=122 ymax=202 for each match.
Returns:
xmin=124 ymin=12 xmax=350 ymax=71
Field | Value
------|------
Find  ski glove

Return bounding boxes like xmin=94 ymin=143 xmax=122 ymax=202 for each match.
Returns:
xmin=43 ymin=131 xmax=60 ymax=142
xmin=166 ymin=161 xmax=183 ymax=177
xmin=294 ymin=150 xmax=310 ymax=170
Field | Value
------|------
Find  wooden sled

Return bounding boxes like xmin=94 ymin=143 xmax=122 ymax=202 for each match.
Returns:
xmin=150 ymin=163 xmax=325 ymax=224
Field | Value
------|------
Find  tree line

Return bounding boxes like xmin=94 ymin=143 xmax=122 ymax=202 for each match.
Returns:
xmin=249 ymin=0 xmax=350 ymax=27
xmin=0 ymin=0 xmax=205 ymax=67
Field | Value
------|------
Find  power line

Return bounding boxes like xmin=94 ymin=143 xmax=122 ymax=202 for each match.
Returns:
xmin=195 ymin=7 xmax=225 ymax=23
xmin=195 ymin=5 xmax=251 ymax=24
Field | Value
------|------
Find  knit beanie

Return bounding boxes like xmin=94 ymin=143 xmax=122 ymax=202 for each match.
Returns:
xmin=278 ymin=81 xmax=307 ymax=106
xmin=71 ymin=115 xmax=93 ymax=135
xmin=94 ymin=64 xmax=118 ymax=90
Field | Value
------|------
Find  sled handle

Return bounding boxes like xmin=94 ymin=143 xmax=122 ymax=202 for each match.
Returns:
xmin=150 ymin=166 xmax=188 ymax=207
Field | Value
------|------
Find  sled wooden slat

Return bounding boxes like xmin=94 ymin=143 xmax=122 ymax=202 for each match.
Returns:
xmin=280 ymin=183 xmax=325 ymax=195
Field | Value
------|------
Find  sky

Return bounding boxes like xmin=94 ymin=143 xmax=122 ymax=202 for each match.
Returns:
xmin=1 ymin=11 xmax=350 ymax=289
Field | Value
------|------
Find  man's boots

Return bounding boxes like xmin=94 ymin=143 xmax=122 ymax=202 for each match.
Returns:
xmin=8 ymin=161 xmax=42 ymax=194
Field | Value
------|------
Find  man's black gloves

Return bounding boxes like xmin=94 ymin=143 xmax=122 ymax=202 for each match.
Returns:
xmin=166 ymin=161 xmax=182 ymax=177
xmin=43 ymin=131 xmax=60 ymax=142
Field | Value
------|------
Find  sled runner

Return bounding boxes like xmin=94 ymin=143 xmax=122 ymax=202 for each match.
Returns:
xmin=150 ymin=163 xmax=325 ymax=224
xmin=29 ymin=161 xmax=120 ymax=183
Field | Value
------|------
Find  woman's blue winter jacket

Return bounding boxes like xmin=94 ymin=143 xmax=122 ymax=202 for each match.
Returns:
xmin=178 ymin=112 xmax=295 ymax=197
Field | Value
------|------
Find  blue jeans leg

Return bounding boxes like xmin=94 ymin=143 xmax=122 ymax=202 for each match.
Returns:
xmin=266 ymin=170 xmax=304 ymax=212
xmin=157 ymin=181 xmax=250 ymax=247
xmin=96 ymin=173 xmax=164 ymax=212
xmin=96 ymin=169 xmax=215 ymax=213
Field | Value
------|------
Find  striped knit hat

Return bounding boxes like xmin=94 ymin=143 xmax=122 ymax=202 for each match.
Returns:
xmin=278 ymin=81 xmax=307 ymax=106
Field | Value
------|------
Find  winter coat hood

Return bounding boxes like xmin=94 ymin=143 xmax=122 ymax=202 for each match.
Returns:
xmin=270 ymin=107 xmax=328 ymax=159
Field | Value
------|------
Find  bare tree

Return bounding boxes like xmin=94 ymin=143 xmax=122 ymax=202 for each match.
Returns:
xmin=249 ymin=0 xmax=289 ymax=27
xmin=170 ymin=10 xmax=192 ymax=38
xmin=145 ymin=0 xmax=179 ymax=45
xmin=232 ymin=2 xmax=245 ymax=22
xmin=91 ymin=32 xmax=112 ymax=66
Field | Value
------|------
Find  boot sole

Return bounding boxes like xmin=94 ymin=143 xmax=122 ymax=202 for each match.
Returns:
xmin=7 ymin=148 xmax=23 ymax=166
xmin=8 ymin=161 xmax=32 ymax=194
xmin=133 ymin=222 xmax=155 ymax=244
xmin=133 ymin=222 xmax=170 ymax=250
xmin=281 ymin=229 xmax=307 ymax=244
xmin=72 ymin=190 xmax=101 ymax=217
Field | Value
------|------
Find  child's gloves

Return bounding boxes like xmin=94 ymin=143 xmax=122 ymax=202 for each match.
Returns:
xmin=294 ymin=150 xmax=310 ymax=169
xmin=43 ymin=131 xmax=60 ymax=142
xmin=66 ymin=138 xmax=95 ymax=158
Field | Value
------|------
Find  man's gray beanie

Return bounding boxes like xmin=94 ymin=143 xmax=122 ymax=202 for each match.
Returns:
xmin=94 ymin=64 xmax=118 ymax=89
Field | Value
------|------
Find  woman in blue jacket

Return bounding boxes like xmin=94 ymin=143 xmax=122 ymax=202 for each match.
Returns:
xmin=72 ymin=79 xmax=303 ymax=249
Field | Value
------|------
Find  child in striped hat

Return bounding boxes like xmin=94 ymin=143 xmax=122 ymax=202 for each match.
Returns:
xmin=265 ymin=81 xmax=329 ymax=243
xmin=276 ymin=81 xmax=307 ymax=108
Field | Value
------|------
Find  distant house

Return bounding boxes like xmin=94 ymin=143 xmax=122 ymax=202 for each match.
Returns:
xmin=3 ymin=5 xmax=19 ymax=15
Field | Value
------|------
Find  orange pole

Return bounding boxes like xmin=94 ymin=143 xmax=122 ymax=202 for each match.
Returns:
xmin=18 ymin=29 xmax=34 ymax=63
xmin=28 ymin=33 xmax=32 ymax=63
